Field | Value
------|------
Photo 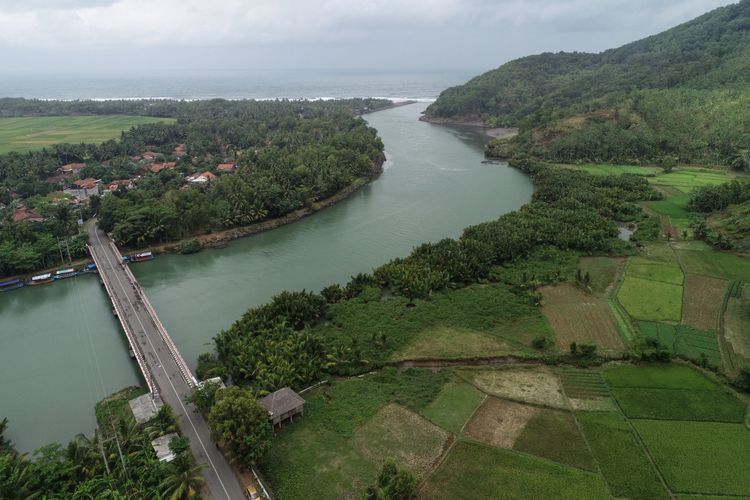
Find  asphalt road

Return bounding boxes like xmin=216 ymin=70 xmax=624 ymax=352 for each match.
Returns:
xmin=89 ymin=224 xmax=245 ymax=500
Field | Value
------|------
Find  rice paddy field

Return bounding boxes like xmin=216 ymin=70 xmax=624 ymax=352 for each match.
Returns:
xmin=647 ymin=168 xmax=733 ymax=193
xmin=0 ymin=115 xmax=175 ymax=154
xmin=257 ymin=363 xmax=749 ymax=499
xmin=554 ymin=163 xmax=661 ymax=176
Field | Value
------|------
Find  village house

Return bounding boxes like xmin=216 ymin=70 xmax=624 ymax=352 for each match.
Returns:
xmin=217 ymin=162 xmax=236 ymax=172
xmin=65 ymin=178 xmax=102 ymax=199
xmin=187 ymin=171 xmax=217 ymax=184
xmin=106 ymin=179 xmax=134 ymax=192
xmin=150 ymin=433 xmax=179 ymax=462
xmin=12 ymin=207 xmax=45 ymax=223
xmin=150 ymin=162 xmax=177 ymax=173
xmin=173 ymin=143 xmax=187 ymax=158
xmin=60 ymin=162 xmax=86 ymax=175
xmin=258 ymin=387 xmax=305 ymax=428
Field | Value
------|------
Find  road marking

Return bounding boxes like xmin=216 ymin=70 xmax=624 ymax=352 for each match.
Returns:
xmin=92 ymin=229 xmax=233 ymax=499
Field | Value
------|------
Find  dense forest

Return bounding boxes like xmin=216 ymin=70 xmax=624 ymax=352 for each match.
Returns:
xmin=425 ymin=0 xmax=750 ymax=167
xmin=203 ymin=159 xmax=659 ymax=395
xmin=0 ymin=98 xmax=389 ymax=277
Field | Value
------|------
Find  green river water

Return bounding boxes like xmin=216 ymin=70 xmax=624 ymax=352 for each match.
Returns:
xmin=0 ymin=103 xmax=533 ymax=451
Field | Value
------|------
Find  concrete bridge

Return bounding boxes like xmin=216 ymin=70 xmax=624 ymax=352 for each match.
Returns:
xmin=87 ymin=224 xmax=245 ymax=499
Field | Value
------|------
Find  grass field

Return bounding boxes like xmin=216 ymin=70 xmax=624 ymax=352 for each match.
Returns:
xmin=576 ymin=411 xmax=668 ymax=499
xmin=627 ymin=257 xmax=684 ymax=285
xmin=681 ymin=275 xmax=726 ymax=331
xmin=610 ymin=387 xmax=745 ymax=421
xmin=618 ymin=276 xmax=683 ymax=322
xmin=554 ymin=163 xmax=661 ymax=176
xmin=647 ymin=168 xmax=732 ymax=193
xmin=724 ymin=283 xmax=750 ymax=362
xmin=259 ymin=369 xmax=447 ymax=498
xmin=0 ymin=115 xmax=175 ymax=154
xmin=513 ymin=407 xmax=597 ymax=471
xmin=541 ymin=284 xmax=625 ymax=353
xmin=421 ymin=441 xmax=610 ymax=500
xmin=644 ymin=193 xmax=692 ymax=231
xmin=638 ymin=322 xmax=722 ymax=367
xmin=604 ymin=363 xmax=722 ymax=390
xmin=420 ymin=381 xmax=484 ymax=434
xmin=577 ymin=256 xmax=624 ymax=296
xmin=634 ymin=420 xmax=750 ymax=496
xmin=604 ymin=364 xmax=745 ymax=422
xmin=316 ymin=283 xmax=556 ymax=365
xmin=675 ymin=247 xmax=750 ymax=282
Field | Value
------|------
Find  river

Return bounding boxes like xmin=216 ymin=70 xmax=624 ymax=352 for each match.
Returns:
xmin=0 ymin=102 xmax=533 ymax=452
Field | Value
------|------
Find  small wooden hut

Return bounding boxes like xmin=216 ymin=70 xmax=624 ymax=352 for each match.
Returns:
xmin=259 ymin=387 xmax=305 ymax=427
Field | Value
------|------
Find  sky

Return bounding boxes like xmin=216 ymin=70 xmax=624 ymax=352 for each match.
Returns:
xmin=0 ymin=0 xmax=739 ymax=75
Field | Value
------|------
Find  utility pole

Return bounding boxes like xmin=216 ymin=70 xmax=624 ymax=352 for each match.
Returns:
xmin=57 ymin=237 xmax=65 ymax=264
xmin=95 ymin=428 xmax=111 ymax=475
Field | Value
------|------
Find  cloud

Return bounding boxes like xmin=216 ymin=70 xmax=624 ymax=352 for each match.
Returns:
xmin=0 ymin=0 xmax=736 ymax=48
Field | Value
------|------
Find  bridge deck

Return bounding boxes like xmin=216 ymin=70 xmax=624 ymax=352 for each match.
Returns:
xmin=88 ymin=224 xmax=244 ymax=500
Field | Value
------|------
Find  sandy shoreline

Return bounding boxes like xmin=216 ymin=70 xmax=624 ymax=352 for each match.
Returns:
xmin=419 ymin=114 xmax=518 ymax=139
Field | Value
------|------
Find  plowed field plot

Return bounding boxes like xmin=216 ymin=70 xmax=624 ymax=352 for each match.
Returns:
xmin=541 ymin=284 xmax=625 ymax=353
xmin=681 ymin=274 xmax=727 ymax=330
xmin=577 ymin=257 xmax=625 ymax=296
xmin=463 ymin=397 xmax=538 ymax=448
xmin=559 ymin=368 xmax=616 ymax=411
xmin=634 ymin=420 xmax=750 ymax=496
xmin=470 ymin=368 xmax=567 ymax=408
xmin=724 ymin=283 xmax=750 ymax=363
xmin=352 ymin=403 xmax=449 ymax=479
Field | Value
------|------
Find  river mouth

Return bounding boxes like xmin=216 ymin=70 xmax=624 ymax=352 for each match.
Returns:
xmin=0 ymin=102 xmax=533 ymax=452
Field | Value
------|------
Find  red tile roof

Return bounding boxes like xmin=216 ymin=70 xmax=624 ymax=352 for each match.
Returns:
xmin=149 ymin=162 xmax=177 ymax=173
xmin=217 ymin=162 xmax=236 ymax=171
xmin=12 ymin=207 xmax=45 ymax=223
xmin=74 ymin=178 xmax=99 ymax=189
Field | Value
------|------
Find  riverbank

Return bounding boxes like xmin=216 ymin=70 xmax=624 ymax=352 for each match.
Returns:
xmin=418 ymin=114 xmax=518 ymax=139
xmin=125 ymin=156 xmax=386 ymax=256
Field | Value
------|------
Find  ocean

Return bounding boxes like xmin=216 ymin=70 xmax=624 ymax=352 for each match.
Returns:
xmin=0 ymin=69 xmax=475 ymax=101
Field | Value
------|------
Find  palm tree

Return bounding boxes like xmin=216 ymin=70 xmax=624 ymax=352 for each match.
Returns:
xmin=159 ymin=463 xmax=205 ymax=500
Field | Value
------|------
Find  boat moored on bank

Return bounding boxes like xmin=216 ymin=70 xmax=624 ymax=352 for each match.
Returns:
xmin=0 ymin=279 xmax=24 ymax=292
xmin=54 ymin=268 xmax=79 ymax=280
xmin=28 ymin=273 xmax=54 ymax=285
xmin=133 ymin=251 xmax=154 ymax=262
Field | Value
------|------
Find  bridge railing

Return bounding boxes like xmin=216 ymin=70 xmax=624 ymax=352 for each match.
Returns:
xmin=87 ymin=244 xmax=159 ymax=396
xmin=109 ymin=241 xmax=197 ymax=388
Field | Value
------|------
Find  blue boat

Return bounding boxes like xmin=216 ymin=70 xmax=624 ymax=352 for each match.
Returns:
xmin=84 ymin=262 xmax=98 ymax=272
xmin=0 ymin=279 xmax=23 ymax=292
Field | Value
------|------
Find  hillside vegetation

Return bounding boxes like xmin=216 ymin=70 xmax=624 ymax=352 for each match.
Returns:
xmin=425 ymin=0 xmax=750 ymax=167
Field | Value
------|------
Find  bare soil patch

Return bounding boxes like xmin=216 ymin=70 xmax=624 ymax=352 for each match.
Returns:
xmin=471 ymin=367 xmax=567 ymax=408
xmin=541 ymin=284 xmax=625 ymax=353
xmin=682 ymin=274 xmax=727 ymax=331
xmin=463 ymin=397 xmax=538 ymax=448
xmin=352 ymin=403 xmax=449 ymax=479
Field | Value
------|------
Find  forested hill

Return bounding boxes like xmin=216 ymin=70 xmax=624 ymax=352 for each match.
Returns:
xmin=423 ymin=1 xmax=750 ymax=168
xmin=425 ymin=0 xmax=750 ymax=126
